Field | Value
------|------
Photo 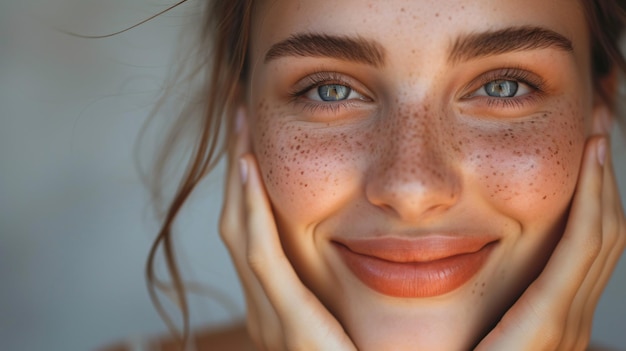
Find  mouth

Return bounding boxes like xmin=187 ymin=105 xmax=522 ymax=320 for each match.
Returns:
xmin=333 ymin=236 xmax=498 ymax=298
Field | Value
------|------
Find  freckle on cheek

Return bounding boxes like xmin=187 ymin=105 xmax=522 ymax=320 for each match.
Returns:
xmin=461 ymin=107 xmax=584 ymax=204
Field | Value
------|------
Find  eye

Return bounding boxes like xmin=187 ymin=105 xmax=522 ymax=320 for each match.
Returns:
xmin=460 ymin=68 xmax=547 ymax=112
xmin=469 ymin=79 xmax=533 ymax=98
xmin=485 ymin=80 xmax=517 ymax=97
xmin=305 ymin=84 xmax=364 ymax=102
xmin=288 ymin=71 xmax=374 ymax=116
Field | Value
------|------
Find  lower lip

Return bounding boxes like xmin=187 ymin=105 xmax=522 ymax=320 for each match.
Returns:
xmin=335 ymin=242 xmax=496 ymax=298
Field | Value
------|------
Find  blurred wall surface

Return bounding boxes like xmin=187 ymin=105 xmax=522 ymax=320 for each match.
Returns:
xmin=1 ymin=1 xmax=625 ymax=350
xmin=1 ymin=2 xmax=244 ymax=350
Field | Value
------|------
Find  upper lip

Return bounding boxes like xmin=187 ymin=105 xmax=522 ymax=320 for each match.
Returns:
xmin=332 ymin=235 xmax=499 ymax=263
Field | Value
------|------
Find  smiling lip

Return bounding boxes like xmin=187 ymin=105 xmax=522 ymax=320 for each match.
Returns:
xmin=333 ymin=236 xmax=497 ymax=298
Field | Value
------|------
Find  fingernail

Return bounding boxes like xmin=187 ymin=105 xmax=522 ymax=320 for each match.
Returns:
xmin=592 ymin=107 xmax=614 ymax=134
xmin=239 ymin=158 xmax=248 ymax=184
xmin=597 ymin=137 xmax=607 ymax=166
xmin=235 ymin=108 xmax=245 ymax=134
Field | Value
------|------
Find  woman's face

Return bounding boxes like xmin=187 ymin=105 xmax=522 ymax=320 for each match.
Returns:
xmin=246 ymin=0 xmax=600 ymax=349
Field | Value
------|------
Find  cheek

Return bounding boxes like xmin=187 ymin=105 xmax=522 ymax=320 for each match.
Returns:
xmin=462 ymin=109 xmax=586 ymax=223
xmin=252 ymin=98 xmax=587 ymax=229
xmin=251 ymin=101 xmax=366 ymax=222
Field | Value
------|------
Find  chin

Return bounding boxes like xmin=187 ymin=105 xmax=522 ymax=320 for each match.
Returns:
xmin=310 ymin=247 xmax=527 ymax=351
xmin=340 ymin=302 xmax=487 ymax=350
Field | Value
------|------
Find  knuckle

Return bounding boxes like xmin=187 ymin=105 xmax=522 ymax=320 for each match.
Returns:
xmin=218 ymin=218 xmax=229 ymax=239
xmin=247 ymin=250 xmax=267 ymax=276
xmin=218 ymin=212 xmax=240 ymax=245
xmin=581 ymin=230 xmax=602 ymax=263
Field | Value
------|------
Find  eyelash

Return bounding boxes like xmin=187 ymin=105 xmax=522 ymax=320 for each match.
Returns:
xmin=289 ymin=67 xmax=547 ymax=114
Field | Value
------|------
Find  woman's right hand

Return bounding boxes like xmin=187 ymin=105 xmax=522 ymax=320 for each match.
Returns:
xmin=219 ymin=109 xmax=357 ymax=351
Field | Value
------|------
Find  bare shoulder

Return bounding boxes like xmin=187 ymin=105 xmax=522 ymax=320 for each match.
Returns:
xmin=98 ymin=323 xmax=256 ymax=351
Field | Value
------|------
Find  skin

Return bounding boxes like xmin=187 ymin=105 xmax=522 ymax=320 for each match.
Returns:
xmin=217 ymin=1 xmax=626 ymax=351
xmin=97 ymin=1 xmax=624 ymax=350
xmin=237 ymin=0 xmax=597 ymax=349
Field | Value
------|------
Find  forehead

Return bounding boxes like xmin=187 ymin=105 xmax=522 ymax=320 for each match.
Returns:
xmin=249 ymin=0 xmax=589 ymax=68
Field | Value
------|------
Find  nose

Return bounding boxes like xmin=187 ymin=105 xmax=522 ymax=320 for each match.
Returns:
xmin=365 ymin=106 xmax=461 ymax=223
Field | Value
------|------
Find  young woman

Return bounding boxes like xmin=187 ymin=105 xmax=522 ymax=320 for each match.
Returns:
xmin=129 ymin=0 xmax=626 ymax=350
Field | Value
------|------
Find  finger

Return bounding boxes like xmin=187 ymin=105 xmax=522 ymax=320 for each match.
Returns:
xmin=242 ymin=154 xmax=356 ymax=350
xmin=219 ymin=107 xmax=254 ymax=301
xmin=220 ymin=107 xmax=250 ymax=248
xmin=216 ymin=109 xmax=279 ymax=349
xmin=564 ymin=137 xmax=614 ymax=350
xmin=577 ymin=137 xmax=626 ymax=343
xmin=581 ymin=137 xmax=624 ymax=310
xmin=477 ymin=136 xmax=606 ymax=351
xmin=566 ymin=105 xmax=624 ymax=347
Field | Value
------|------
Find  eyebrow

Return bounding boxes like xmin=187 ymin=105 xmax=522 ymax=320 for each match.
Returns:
xmin=264 ymin=33 xmax=386 ymax=67
xmin=448 ymin=26 xmax=573 ymax=63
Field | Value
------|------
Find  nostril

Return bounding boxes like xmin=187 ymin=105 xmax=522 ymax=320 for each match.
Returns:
xmin=365 ymin=169 xmax=461 ymax=223
xmin=423 ymin=203 xmax=452 ymax=217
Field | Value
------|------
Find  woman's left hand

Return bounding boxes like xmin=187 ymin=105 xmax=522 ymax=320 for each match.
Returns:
xmin=476 ymin=133 xmax=626 ymax=351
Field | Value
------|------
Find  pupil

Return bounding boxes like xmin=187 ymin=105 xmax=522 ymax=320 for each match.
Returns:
xmin=486 ymin=80 xmax=518 ymax=97
xmin=319 ymin=85 xmax=350 ymax=101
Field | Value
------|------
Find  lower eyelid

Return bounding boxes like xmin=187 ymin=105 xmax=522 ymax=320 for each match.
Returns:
xmin=294 ymin=99 xmax=373 ymax=117
xmin=468 ymin=92 xmax=546 ymax=112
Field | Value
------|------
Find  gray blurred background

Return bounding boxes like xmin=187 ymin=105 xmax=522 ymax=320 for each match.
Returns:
xmin=1 ymin=1 xmax=625 ymax=350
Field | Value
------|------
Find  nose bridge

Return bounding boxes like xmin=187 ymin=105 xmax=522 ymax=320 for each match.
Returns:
xmin=366 ymin=103 xmax=460 ymax=221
